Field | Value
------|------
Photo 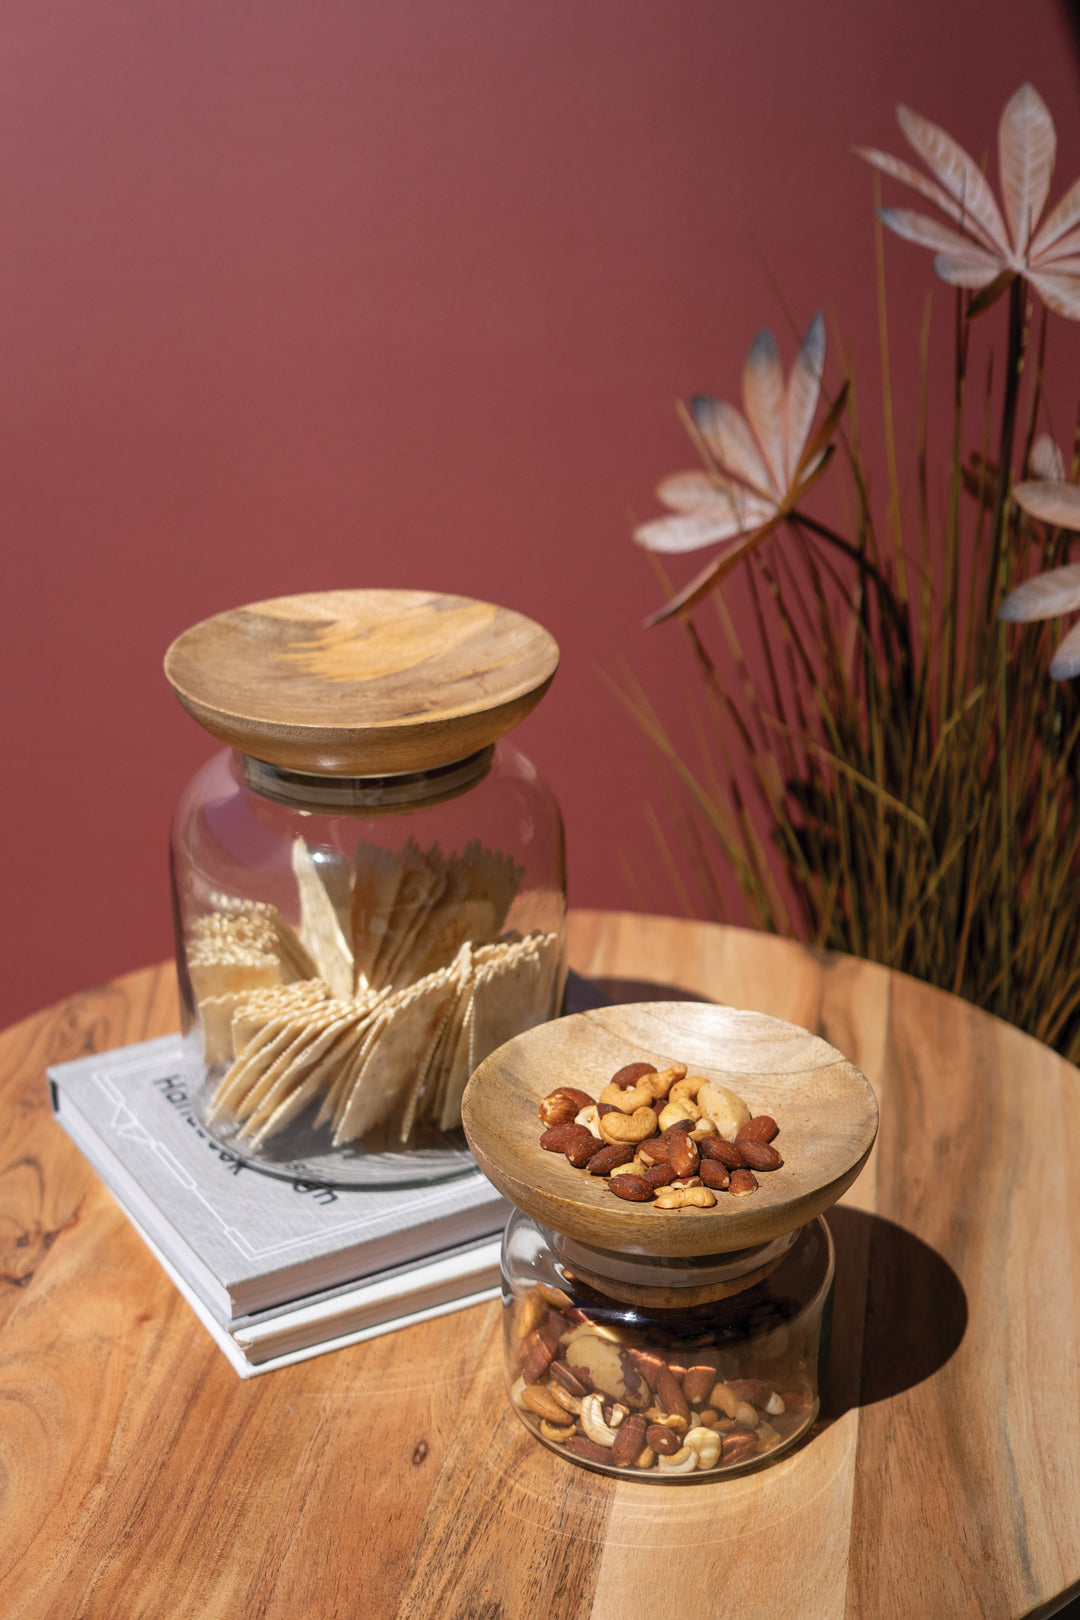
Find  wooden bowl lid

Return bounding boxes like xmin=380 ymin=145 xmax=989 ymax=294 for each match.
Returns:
xmin=462 ymin=1001 xmax=878 ymax=1257
xmin=164 ymin=589 xmax=560 ymax=776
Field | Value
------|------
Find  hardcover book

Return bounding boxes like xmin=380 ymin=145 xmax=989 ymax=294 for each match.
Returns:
xmin=48 ymin=1034 xmax=512 ymax=1324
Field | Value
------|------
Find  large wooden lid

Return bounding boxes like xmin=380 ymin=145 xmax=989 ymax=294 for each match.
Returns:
xmin=164 ymin=589 xmax=560 ymax=776
xmin=462 ymin=1001 xmax=878 ymax=1257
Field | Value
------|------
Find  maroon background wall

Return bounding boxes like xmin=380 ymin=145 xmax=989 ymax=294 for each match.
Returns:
xmin=3 ymin=0 xmax=1080 ymax=1028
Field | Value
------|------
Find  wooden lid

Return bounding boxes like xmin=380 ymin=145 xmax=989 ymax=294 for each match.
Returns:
xmin=164 ymin=589 xmax=560 ymax=776
xmin=461 ymin=1001 xmax=878 ymax=1258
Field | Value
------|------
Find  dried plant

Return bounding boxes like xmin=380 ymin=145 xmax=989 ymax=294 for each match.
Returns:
xmin=624 ymin=84 xmax=1080 ymax=1062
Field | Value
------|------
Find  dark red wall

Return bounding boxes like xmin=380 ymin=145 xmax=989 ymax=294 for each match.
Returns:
xmin=3 ymin=0 xmax=1080 ymax=1026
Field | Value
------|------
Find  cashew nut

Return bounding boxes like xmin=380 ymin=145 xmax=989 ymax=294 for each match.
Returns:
xmin=539 ymin=1418 xmax=577 ymax=1443
xmin=581 ymin=1393 xmax=626 ymax=1446
xmin=599 ymin=1106 xmax=658 ymax=1144
xmin=516 ymin=1288 xmax=547 ymax=1339
xmin=575 ymin=1104 xmax=603 ymax=1138
xmin=735 ymin=1401 xmax=758 ymax=1428
xmin=641 ymin=1063 xmax=686 ymax=1100
xmin=657 ymin=1445 xmax=698 ymax=1473
xmin=658 ymin=1098 xmax=701 ymax=1130
xmin=764 ymin=1391 xmax=786 ymax=1416
xmin=634 ymin=1445 xmax=656 ymax=1469
xmin=669 ymin=1074 xmax=708 ymax=1103
xmin=755 ymin=1420 xmax=782 ymax=1452
xmin=521 ymin=1383 xmax=573 ymax=1424
xmin=684 ymin=1426 xmax=722 ymax=1469
xmin=599 ymin=1080 xmax=655 ymax=1112
xmin=712 ymin=1383 xmax=739 ymax=1420
xmin=550 ymin=1382 xmax=582 ymax=1417
xmin=644 ymin=1408 xmax=687 ymax=1433
xmin=652 ymin=1186 xmax=717 ymax=1210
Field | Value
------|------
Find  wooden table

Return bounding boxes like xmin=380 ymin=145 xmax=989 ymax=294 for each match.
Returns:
xmin=3 ymin=912 xmax=1079 ymax=1620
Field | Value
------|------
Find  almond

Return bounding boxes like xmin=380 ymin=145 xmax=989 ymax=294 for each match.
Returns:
xmin=736 ymin=1115 xmax=779 ymax=1144
xmin=699 ymin=1159 xmax=731 ymax=1191
xmin=609 ymin=1062 xmax=658 ymax=1088
xmin=565 ymin=1434 xmax=612 ymax=1465
xmin=645 ymin=1423 xmax=681 ymax=1455
xmin=738 ymin=1139 xmax=783 ymax=1171
xmin=728 ymin=1167 xmax=759 ymax=1195
xmin=611 ymin=1412 xmax=648 ymax=1468
xmin=584 ymin=1142 xmax=635 ymax=1175
xmin=656 ymin=1365 xmax=691 ymax=1424
xmin=608 ymin=1174 xmax=654 ymax=1202
xmin=699 ymin=1137 xmax=746 ymax=1170
xmin=720 ymin=1430 xmax=759 ymax=1466
xmin=539 ymin=1087 xmax=595 ymax=1126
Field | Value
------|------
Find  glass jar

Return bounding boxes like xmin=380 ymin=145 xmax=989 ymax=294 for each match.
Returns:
xmin=502 ymin=1208 xmax=833 ymax=1479
xmin=165 ymin=589 xmax=565 ymax=1188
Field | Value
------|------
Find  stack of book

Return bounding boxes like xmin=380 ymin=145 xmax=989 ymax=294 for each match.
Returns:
xmin=48 ymin=1035 xmax=510 ymax=1376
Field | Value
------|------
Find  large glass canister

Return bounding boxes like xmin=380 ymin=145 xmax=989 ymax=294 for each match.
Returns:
xmin=462 ymin=1000 xmax=878 ymax=1479
xmin=165 ymin=589 xmax=566 ymax=1187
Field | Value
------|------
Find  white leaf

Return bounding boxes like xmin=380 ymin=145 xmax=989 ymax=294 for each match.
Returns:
xmin=1034 ymin=224 xmax=1080 ymax=265
xmin=998 ymin=83 xmax=1056 ymax=256
xmin=633 ymin=506 xmax=750 ymax=555
xmin=999 ymin=563 xmax=1080 ymax=621
xmin=742 ymin=330 xmax=786 ymax=496
xmin=692 ymin=396 xmax=774 ymax=498
xmin=656 ymin=469 xmax=725 ymax=512
xmin=1030 ymin=174 xmax=1080 ymax=260
xmin=1050 ymin=617 xmax=1080 ymax=679
xmin=1025 ymin=268 xmax=1080 ymax=319
xmin=932 ymin=251 xmax=1007 ymax=289
xmin=856 ymin=146 xmax=1003 ymax=253
xmin=1029 ymin=435 xmax=1065 ymax=481
xmin=879 ymin=207 xmax=1005 ymax=270
xmin=786 ymin=313 xmax=825 ymax=483
xmin=897 ymin=104 xmax=1010 ymax=256
xmin=1013 ymin=479 xmax=1080 ymax=529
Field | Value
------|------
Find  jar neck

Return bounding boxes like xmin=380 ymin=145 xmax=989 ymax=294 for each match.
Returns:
xmin=547 ymin=1226 xmax=800 ymax=1309
xmin=238 ymin=745 xmax=494 ymax=812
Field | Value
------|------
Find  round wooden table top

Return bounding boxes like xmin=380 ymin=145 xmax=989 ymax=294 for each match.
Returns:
xmin=3 ymin=912 xmax=1079 ymax=1620
xmin=164 ymin=588 xmax=560 ymax=775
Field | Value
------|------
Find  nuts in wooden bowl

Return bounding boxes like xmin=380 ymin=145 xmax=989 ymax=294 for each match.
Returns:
xmin=537 ymin=1061 xmax=785 ymax=1210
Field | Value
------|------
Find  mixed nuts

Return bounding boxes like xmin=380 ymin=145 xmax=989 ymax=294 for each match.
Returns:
xmin=509 ymin=1281 xmax=816 ymax=1477
xmin=537 ymin=1061 xmax=785 ymax=1208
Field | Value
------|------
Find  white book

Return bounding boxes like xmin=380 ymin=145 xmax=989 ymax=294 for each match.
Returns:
xmin=129 ymin=1211 xmax=502 ymax=1378
xmin=48 ymin=1035 xmax=512 ymax=1323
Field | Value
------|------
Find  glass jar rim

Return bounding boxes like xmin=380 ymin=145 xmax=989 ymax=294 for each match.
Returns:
xmin=238 ymin=744 xmax=494 ymax=812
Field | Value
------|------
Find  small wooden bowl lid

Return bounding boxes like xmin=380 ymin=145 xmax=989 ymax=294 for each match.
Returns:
xmin=462 ymin=1001 xmax=878 ymax=1258
xmin=164 ymin=589 xmax=560 ymax=776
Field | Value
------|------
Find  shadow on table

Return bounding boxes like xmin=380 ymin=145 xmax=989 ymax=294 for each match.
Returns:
xmin=822 ymin=1205 xmax=967 ymax=1417
xmin=580 ymin=975 xmax=713 ymax=1009
xmin=578 ymin=974 xmax=972 ymax=1412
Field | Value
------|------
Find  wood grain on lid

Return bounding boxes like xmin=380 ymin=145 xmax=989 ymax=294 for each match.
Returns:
xmin=164 ymin=589 xmax=559 ymax=776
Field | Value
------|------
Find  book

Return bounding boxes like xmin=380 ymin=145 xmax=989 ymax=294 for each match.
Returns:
xmin=48 ymin=1034 xmax=512 ymax=1323
xmin=132 ymin=1213 xmax=502 ymax=1378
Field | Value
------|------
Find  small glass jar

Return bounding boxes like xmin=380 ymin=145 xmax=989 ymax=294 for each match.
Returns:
xmin=502 ymin=1209 xmax=833 ymax=1479
xmin=165 ymin=589 xmax=565 ymax=1187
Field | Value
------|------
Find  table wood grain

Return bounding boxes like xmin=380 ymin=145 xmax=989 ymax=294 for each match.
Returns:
xmin=2 ymin=913 xmax=1078 ymax=1620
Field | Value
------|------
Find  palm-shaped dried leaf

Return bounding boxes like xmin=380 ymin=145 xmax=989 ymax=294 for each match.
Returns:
xmin=859 ymin=84 xmax=1080 ymax=319
xmin=635 ymin=314 xmax=836 ymax=622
